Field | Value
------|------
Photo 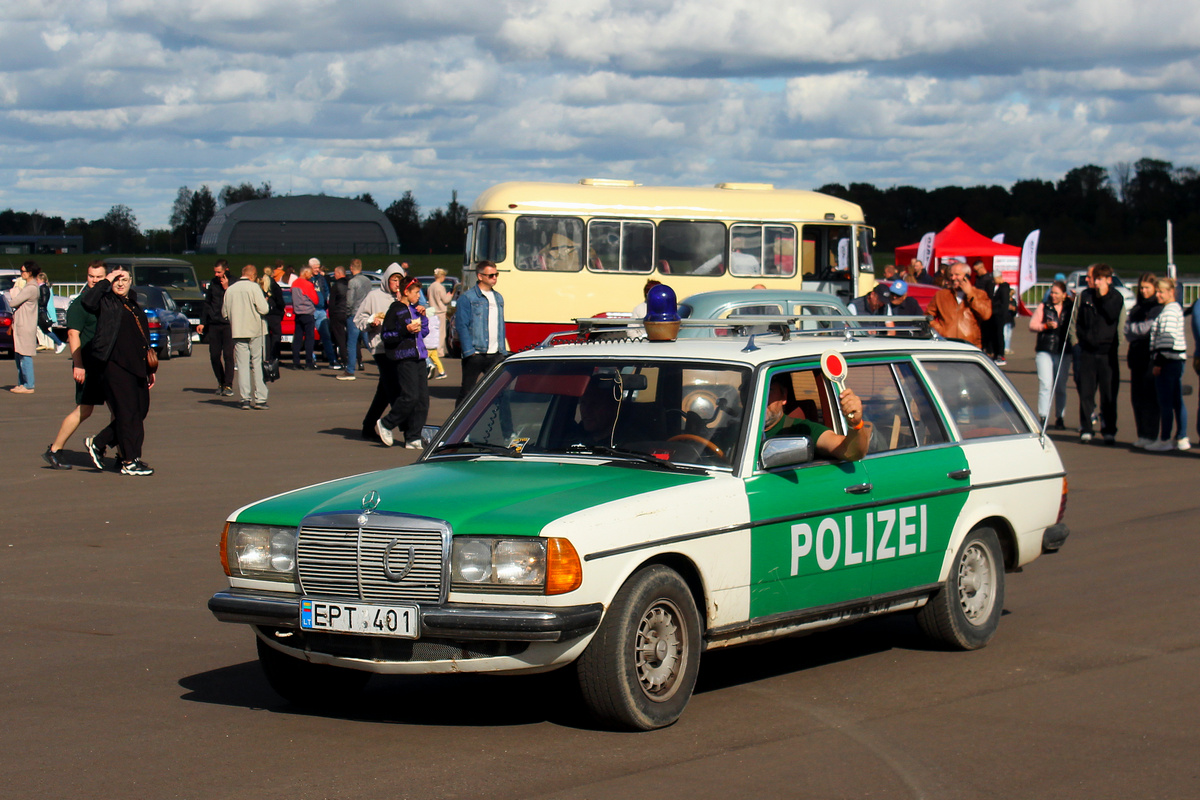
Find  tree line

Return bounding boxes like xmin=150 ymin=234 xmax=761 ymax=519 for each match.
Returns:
xmin=1 ymin=158 xmax=1195 ymax=256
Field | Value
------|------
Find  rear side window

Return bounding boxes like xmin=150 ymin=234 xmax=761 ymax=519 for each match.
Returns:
xmin=848 ymin=363 xmax=916 ymax=453
xmin=516 ymin=217 xmax=583 ymax=272
xmin=922 ymin=360 xmax=1029 ymax=439
xmin=657 ymin=221 xmax=726 ymax=276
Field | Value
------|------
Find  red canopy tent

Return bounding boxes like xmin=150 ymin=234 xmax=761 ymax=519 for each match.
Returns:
xmin=895 ymin=217 xmax=1022 ymax=277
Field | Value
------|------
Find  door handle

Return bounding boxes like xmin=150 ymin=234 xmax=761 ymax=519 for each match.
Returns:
xmin=948 ymin=468 xmax=971 ymax=480
xmin=844 ymin=483 xmax=872 ymax=495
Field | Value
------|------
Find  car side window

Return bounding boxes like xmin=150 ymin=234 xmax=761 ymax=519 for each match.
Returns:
xmin=894 ymin=362 xmax=948 ymax=446
xmin=759 ymin=368 xmax=837 ymax=464
xmin=847 ymin=363 xmax=916 ymax=453
xmin=921 ymin=360 xmax=1029 ymax=439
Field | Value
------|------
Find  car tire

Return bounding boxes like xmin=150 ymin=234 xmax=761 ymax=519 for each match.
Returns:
xmin=576 ymin=565 xmax=702 ymax=730
xmin=158 ymin=339 xmax=171 ymax=361
xmin=917 ymin=526 xmax=1005 ymax=650
xmin=256 ymin=636 xmax=370 ymax=708
xmin=179 ymin=333 xmax=193 ymax=357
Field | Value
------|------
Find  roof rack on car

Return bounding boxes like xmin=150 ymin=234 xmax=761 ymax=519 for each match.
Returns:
xmin=531 ymin=315 xmax=932 ymax=349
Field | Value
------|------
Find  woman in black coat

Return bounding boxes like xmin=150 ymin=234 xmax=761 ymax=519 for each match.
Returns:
xmin=81 ymin=268 xmax=156 ymax=476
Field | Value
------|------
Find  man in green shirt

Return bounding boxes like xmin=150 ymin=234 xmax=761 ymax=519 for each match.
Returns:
xmin=762 ymin=372 xmax=869 ymax=462
xmin=43 ymin=262 xmax=109 ymax=469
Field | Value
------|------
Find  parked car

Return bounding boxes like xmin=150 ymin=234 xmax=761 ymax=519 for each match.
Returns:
xmin=0 ymin=293 xmax=13 ymax=358
xmin=279 ymin=287 xmax=322 ymax=350
xmin=678 ymin=289 xmax=854 ymax=337
xmin=416 ymin=275 xmax=460 ymax=295
xmin=210 ymin=315 xmax=1070 ymax=730
xmin=0 ymin=269 xmax=20 ymax=294
xmin=135 ymin=285 xmax=193 ymax=359
xmin=106 ymin=258 xmax=205 ymax=338
xmin=1064 ymin=269 xmax=1136 ymax=312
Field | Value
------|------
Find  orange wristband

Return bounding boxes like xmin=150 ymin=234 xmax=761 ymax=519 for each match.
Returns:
xmin=849 ymin=419 xmax=864 ymax=431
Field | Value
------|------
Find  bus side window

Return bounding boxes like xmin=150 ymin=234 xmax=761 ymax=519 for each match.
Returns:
xmin=657 ymin=221 xmax=726 ymax=276
xmin=516 ymin=217 xmax=584 ymax=272
xmin=588 ymin=220 xmax=654 ymax=273
xmin=801 ymin=224 xmax=853 ymax=280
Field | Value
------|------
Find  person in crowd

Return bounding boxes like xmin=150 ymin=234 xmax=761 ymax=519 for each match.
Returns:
xmin=35 ymin=273 xmax=66 ymax=353
xmin=80 ymin=268 xmax=155 ymax=476
xmin=425 ymin=315 xmax=446 ymax=380
xmin=1004 ymin=288 xmax=1018 ymax=355
xmin=340 ymin=258 xmax=373 ymax=381
xmin=1192 ymin=295 xmax=1200 ymax=446
xmin=455 ymin=260 xmax=507 ymax=407
xmin=309 ymin=258 xmax=338 ymax=368
xmin=1146 ymin=277 xmax=1189 ymax=451
xmin=910 ymin=258 xmax=935 ymax=285
xmin=328 ymin=265 xmax=350 ymax=371
xmin=278 ymin=263 xmax=295 ymax=287
xmin=290 ymin=265 xmax=319 ymax=369
xmin=1029 ymin=280 xmax=1073 ymax=430
xmin=762 ymin=373 xmax=869 ymax=462
xmin=198 ymin=259 xmax=235 ymax=396
xmin=1124 ymin=273 xmax=1162 ymax=448
xmin=9 ymin=261 xmax=40 ymax=393
xmin=428 ymin=268 xmax=453 ymax=359
xmin=926 ymin=263 xmax=992 ymax=348
xmin=222 ymin=264 xmax=270 ymax=410
xmin=986 ymin=267 xmax=1012 ymax=365
xmin=44 ymin=261 xmax=109 ymax=469
xmin=887 ymin=279 xmax=922 ymax=316
xmin=271 ymin=259 xmax=286 ymax=284
xmin=882 ymin=264 xmax=897 ymax=280
xmin=848 ymin=284 xmax=888 ymax=317
xmin=1074 ymin=263 xmax=1123 ymax=444
xmin=354 ymin=263 xmax=407 ymax=440
xmin=260 ymin=267 xmax=284 ymax=362
xmin=375 ymin=276 xmax=430 ymax=448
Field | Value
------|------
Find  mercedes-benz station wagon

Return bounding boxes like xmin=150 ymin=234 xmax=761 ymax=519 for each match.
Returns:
xmin=210 ymin=319 xmax=1069 ymax=730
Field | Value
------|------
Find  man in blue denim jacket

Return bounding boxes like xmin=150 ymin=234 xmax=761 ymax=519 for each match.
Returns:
xmin=455 ymin=260 xmax=507 ymax=406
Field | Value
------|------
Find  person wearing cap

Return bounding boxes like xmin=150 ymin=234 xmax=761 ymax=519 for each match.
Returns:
xmin=887 ymin=279 xmax=922 ymax=316
xmin=848 ymin=284 xmax=889 ymax=317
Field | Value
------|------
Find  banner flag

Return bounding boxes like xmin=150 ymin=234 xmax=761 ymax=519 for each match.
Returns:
xmin=992 ymin=233 xmax=1005 ymax=243
xmin=1018 ymin=229 xmax=1040 ymax=316
xmin=916 ymin=232 xmax=935 ymax=269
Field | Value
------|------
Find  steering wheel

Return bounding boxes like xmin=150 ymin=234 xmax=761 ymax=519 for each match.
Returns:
xmin=667 ymin=434 xmax=724 ymax=458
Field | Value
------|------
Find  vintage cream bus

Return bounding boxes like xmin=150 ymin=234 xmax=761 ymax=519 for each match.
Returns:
xmin=461 ymin=180 xmax=876 ymax=350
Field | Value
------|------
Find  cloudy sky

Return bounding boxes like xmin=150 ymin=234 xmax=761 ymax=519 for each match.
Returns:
xmin=2 ymin=0 xmax=1199 ymax=230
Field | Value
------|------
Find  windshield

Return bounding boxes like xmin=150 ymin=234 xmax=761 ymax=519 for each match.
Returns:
xmin=131 ymin=266 xmax=197 ymax=289
xmin=435 ymin=359 xmax=751 ymax=469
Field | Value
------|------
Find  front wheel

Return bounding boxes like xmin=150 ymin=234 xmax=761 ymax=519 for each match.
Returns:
xmin=256 ymin=636 xmax=370 ymax=709
xmin=179 ymin=331 xmax=193 ymax=357
xmin=917 ymin=526 xmax=1005 ymax=650
xmin=576 ymin=565 xmax=702 ymax=730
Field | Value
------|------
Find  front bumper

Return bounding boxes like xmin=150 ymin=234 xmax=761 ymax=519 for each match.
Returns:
xmin=209 ymin=589 xmax=604 ymax=642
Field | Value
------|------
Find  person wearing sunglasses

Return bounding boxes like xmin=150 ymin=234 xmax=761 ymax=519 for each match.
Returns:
xmin=454 ymin=260 xmax=507 ymax=406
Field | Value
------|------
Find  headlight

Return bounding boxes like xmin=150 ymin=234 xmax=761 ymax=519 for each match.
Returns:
xmin=451 ymin=537 xmax=582 ymax=595
xmin=222 ymin=523 xmax=297 ymax=582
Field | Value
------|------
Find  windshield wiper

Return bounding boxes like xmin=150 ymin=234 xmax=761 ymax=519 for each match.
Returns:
xmin=564 ymin=444 xmax=702 ymax=473
xmin=430 ymin=441 xmax=523 ymax=458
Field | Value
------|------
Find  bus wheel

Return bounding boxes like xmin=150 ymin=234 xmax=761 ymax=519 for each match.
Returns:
xmin=917 ymin=526 xmax=1005 ymax=650
xmin=576 ymin=565 xmax=701 ymax=730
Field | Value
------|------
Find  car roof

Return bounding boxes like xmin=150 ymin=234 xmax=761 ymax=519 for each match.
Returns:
xmin=681 ymin=289 xmax=850 ymax=315
xmin=509 ymin=329 xmax=980 ymax=368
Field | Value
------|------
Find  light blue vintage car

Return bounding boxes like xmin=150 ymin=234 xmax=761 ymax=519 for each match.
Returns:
xmin=676 ymin=289 xmax=854 ymax=337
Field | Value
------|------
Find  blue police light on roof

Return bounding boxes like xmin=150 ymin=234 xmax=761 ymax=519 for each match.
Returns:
xmin=644 ymin=284 xmax=680 ymax=341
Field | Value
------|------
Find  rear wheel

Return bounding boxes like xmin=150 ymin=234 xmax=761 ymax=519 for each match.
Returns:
xmin=917 ymin=527 xmax=1005 ymax=650
xmin=256 ymin=636 xmax=370 ymax=709
xmin=157 ymin=339 xmax=171 ymax=361
xmin=179 ymin=330 xmax=193 ymax=357
xmin=576 ymin=566 xmax=701 ymax=730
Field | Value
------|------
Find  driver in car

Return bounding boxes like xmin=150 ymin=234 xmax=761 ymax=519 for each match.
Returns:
xmin=763 ymin=373 xmax=869 ymax=461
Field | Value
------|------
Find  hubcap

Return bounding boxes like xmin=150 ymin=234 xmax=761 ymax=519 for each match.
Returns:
xmin=634 ymin=600 xmax=687 ymax=701
xmin=957 ymin=541 xmax=996 ymax=624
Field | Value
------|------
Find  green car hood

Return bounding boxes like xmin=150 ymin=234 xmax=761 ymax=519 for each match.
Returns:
xmin=233 ymin=459 xmax=711 ymax=537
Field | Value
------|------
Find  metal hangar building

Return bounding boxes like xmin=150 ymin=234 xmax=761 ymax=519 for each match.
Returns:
xmin=198 ymin=195 xmax=400 ymax=255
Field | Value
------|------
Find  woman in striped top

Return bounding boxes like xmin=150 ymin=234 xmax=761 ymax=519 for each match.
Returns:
xmin=1147 ymin=277 xmax=1189 ymax=451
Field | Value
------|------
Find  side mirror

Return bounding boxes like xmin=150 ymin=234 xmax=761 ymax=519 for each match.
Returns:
xmin=760 ymin=436 xmax=814 ymax=470
xmin=420 ymin=425 xmax=440 ymax=448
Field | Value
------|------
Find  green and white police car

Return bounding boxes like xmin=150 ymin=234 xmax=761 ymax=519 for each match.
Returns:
xmin=210 ymin=321 xmax=1069 ymax=730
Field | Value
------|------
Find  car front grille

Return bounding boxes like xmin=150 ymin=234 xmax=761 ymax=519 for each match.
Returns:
xmin=296 ymin=518 xmax=447 ymax=604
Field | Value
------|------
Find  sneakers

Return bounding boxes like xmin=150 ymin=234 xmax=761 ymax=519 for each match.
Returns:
xmin=85 ymin=436 xmax=106 ymax=470
xmin=1145 ymin=439 xmax=1173 ymax=451
xmin=252 ymin=402 xmax=269 ymax=410
xmin=405 ymin=440 xmax=423 ymax=450
xmin=42 ymin=446 xmax=72 ymax=470
xmin=55 ymin=342 xmax=67 ymax=354
xmin=434 ymin=372 xmax=447 ymax=380
xmin=240 ymin=400 xmax=253 ymax=410
xmin=427 ymin=364 xmax=436 ymax=379
xmin=1103 ymin=434 xmax=1116 ymax=446
xmin=1080 ymin=432 xmax=1094 ymax=443
xmin=337 ymin=373 xmax=356 ymax=381
xmin=222 ymin=386 xmax=234 ymax=396
xmin=331 ymin=363 xmax=343 ymax=370
xmin=994 ymin=358 xmax=1007 ymax=366
xmin=1176 ymin=437 xmax=1192 ymax=451
xmin=1132 ymin=437 xmax=1152 ymax=449
xmin=375 ymin=419 xmax=395 ymax=447
xmin=120 ymin=459 xmax=154 ymax=476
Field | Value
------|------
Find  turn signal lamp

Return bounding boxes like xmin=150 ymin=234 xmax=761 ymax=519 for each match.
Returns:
xmin=545 ymin=538 xmax=583 ymax=595
xmin=1057 ymin=477 xmax=1068 ymax=523
xmin=219 ymin=522 xmax=231 ymax=576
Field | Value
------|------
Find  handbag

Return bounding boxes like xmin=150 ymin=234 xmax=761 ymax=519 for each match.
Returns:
xmin=126 ymin=301 xmax=158 ymax=375
xmin=263 ymin=356 xmax=280 ymax=383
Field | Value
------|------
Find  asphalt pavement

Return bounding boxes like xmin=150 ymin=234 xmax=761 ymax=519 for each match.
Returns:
xmin=1 ymin=329 xmax=1198 ymax=800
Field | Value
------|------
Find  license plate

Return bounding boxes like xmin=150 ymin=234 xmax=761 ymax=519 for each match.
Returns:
xmin=300 ymin=598 xmax=419 ymax=638
xmin=281 ymin=334 xmax=293 ymax=343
